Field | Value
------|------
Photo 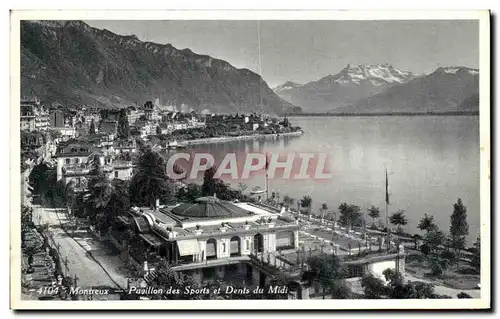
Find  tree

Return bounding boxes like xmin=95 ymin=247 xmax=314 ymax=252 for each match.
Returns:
xmin=320 ymin=203 xmax=328 ymax=221
xmin=424 ymin=228 xmax=446 ymax=255
xmin=117 ymin=109 xmax=130 ymax=139
xmin=156 ymin=125 xmax=162 ymax=136
xmin=361 ymin=275 xmax=387 ymax=299
xmin=428 ymin=255 xmax=449 ymax=277
xmin=307 ymin=254 xmax=347 ymax=299
xmin=382 ymin=268 xmax=439 ymax=299
xmin=389 ymin=210 xmax=408 ymax=235
xmin=418 ymin=214 xmax=438 ymax=234
xmin=86 ymin=156 xmax=113 ymax=221
xmin=145 ymin=261 xmax=205 ymax=300
xmin=367 ymin=206 xmax=380 ymax=228
xmin=99 ymin=179 xmax=130 ymax=232
xmin=283 ymin=195 xmax=294 ymax=209
xmin=129 ymin=148 xmax=174 ymax=207
xmin=457 ymin=292 xmax=473 ymax=299
xmin=237 ymin=182 xmax=248 ymax=193
xmin=177 ymin=183 xmax=202 ymax=202
xmin=28 ymin=162 xmax=51 ymax=197
xmin=338 ymin=203 xmax=362 ymax=230
xmin=202 ymin=167 xmax=217 ymax=197
xmin=470 ymin=236 xmax=480 ymax=274
xmin=301 ymin=195 xmax=312 ymax=216
xmin=450 ymin=198 xmax=469 ymax=268
xmin=89 ymin=119 xmax=96 ymax=135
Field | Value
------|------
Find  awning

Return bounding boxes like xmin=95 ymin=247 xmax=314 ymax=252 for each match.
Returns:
xmin=139 ymin=233 xmax=164 ymax=247
xmin=177 ymin=239 xmax=200 ymax=256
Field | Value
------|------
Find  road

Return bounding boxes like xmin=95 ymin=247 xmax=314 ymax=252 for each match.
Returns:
xmin=32 ymin=205 xmax=123 ymax=289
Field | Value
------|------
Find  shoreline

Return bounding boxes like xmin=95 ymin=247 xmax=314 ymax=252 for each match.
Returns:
xmin=177 ymin=131 xmax=304 ymax=146
xmin=286 ymin=111 xmax=479 ymax=117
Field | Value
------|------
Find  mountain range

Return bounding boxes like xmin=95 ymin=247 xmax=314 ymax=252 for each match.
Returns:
xmin=274 ymin=64 xmax=479 ymax=113
xmin=21 ymin=20 xmax=300 ymax=115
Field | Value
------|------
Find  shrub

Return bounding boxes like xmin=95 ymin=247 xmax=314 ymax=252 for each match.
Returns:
xmin=457 ymin=292 xmax=473 ymax=299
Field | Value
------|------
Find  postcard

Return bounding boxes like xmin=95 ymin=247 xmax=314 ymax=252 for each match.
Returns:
xmin=10 ymin=9 xmax=490 ymax=310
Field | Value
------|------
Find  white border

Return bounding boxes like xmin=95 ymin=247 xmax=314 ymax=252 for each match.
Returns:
xmin=9 ymin=9 xmax=491 ymax=310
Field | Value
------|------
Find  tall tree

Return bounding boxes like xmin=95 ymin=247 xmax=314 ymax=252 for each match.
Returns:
xmin=129 ymin=148 xmax=174 ymax=207
xmin=28 ymin=162 xmax=51 ymax=197
xmin=86 ymin=156 xmax=113 ymax=221
xmin=449 ymin=198 xmax=469 ymax=267
xmin=89 ymin=119 xmax=96 ymax=135
xmin=338 ymin=203 xmax=362 ymax=230
xmin=117 ymin=109 xmax=130 ymax=139
xmin=367 ymin=206 xmax=380 ymax=228
xmin=301 ymin=195 xmax=312 ymax=216
xmin=418 ymin=214 xmax=438 ymax=234
xmin=99 ymin=179 xmax=130 ymax=231
xmin=389 ymin=210 xmax=408 ymax=235
xmin=201 ymin=167 xmax=217 ymax=197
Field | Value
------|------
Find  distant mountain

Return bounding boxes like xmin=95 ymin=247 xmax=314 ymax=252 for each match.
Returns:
xmin=21 ymin=20 xmax=300 ymax=115
xmin=343 ymin=66 xmax=479 ymax=113
xmin=274 ymin=64 xmax=417 ymax=112
xmin=273 ymin=81 xmax=302 ymax=94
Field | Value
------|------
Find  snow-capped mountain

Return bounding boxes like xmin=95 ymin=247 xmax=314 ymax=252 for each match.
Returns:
xmin=344 ymin=66 xmax=479 ymax=113
xmin=274 ymin=64 xmax=417 ymax=112
xmin=273 ymin=81 xmax=302 ymax=94
xmin=329 ymin=63 xmax=415 ymax=86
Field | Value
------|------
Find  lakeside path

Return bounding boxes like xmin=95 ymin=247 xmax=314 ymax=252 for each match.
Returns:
xmin=32 ymin=205 xmax=127 ymax=289
xmin=179 ymin=131 xmax=303 ymax=146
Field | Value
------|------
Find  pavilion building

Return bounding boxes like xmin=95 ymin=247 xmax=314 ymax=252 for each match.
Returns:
xmin=111 ymin=197 xmax=299 ymax=270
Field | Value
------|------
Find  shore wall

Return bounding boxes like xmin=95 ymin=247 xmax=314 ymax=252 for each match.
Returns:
xmin=181 ymin=131 xmax=303 ymax=146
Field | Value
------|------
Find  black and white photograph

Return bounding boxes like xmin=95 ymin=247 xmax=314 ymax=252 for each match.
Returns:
xmin=10 ymin=10 xmax=490 ymax=310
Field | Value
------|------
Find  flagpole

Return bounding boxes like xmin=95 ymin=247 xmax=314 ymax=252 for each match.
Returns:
xmin=265 ymin=154 xmax=269 ymax=201
xmin=385 ymin=168 xmax=389 ymax=250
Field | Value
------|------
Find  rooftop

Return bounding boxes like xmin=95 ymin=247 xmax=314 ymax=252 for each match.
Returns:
xmin=170 ymin=197 xmax=254 ymax=219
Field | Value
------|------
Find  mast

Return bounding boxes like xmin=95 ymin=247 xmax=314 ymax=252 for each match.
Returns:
xmin=385 ymin=168 xmax=390 ymax=250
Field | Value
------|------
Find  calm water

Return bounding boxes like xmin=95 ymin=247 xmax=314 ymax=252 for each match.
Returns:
xmin=170 ymin=116 xmax=480 ymax=243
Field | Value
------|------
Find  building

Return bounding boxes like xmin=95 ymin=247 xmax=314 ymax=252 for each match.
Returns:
xmin=111 ymin=197 xmax=299 ymax=272
xmin=114 ymin=138 xmax=137 ymax=155
xmin=49 ymin=110 xmax=65 ymax=128
xmin=54 ymin=140 xmax=110 ymax=191
xmin=99 ymin=120 xmax=118 ymax=140
xmin=112 ymin=159 xmax=135 ymax=180
xmin=143 ymin=101 xmax=161 ymax=122
xmin=20 ymin=99 xmax=50 ymax=131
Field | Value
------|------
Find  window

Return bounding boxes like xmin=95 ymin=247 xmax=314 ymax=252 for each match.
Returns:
xmin=222 ymin=243 xmax=226 ymax=253
xmin=65 ymin=158 xmax=70 ymax=165
xmin=114 ymin=171 xmax=119 ymax=178
xmin=74 ymin=158 xmax=80 ymax=164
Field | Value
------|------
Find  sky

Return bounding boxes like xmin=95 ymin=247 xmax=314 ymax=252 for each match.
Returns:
xmin=86 ymin=20 xmax=479 ymax=88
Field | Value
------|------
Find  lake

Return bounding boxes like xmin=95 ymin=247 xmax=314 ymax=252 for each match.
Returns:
xmin=170 ymin=116 xmax=480 ymax=244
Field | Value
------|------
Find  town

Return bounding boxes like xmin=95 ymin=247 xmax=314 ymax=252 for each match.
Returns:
xmin=20 ymin=97 xmax=480 ymax=301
